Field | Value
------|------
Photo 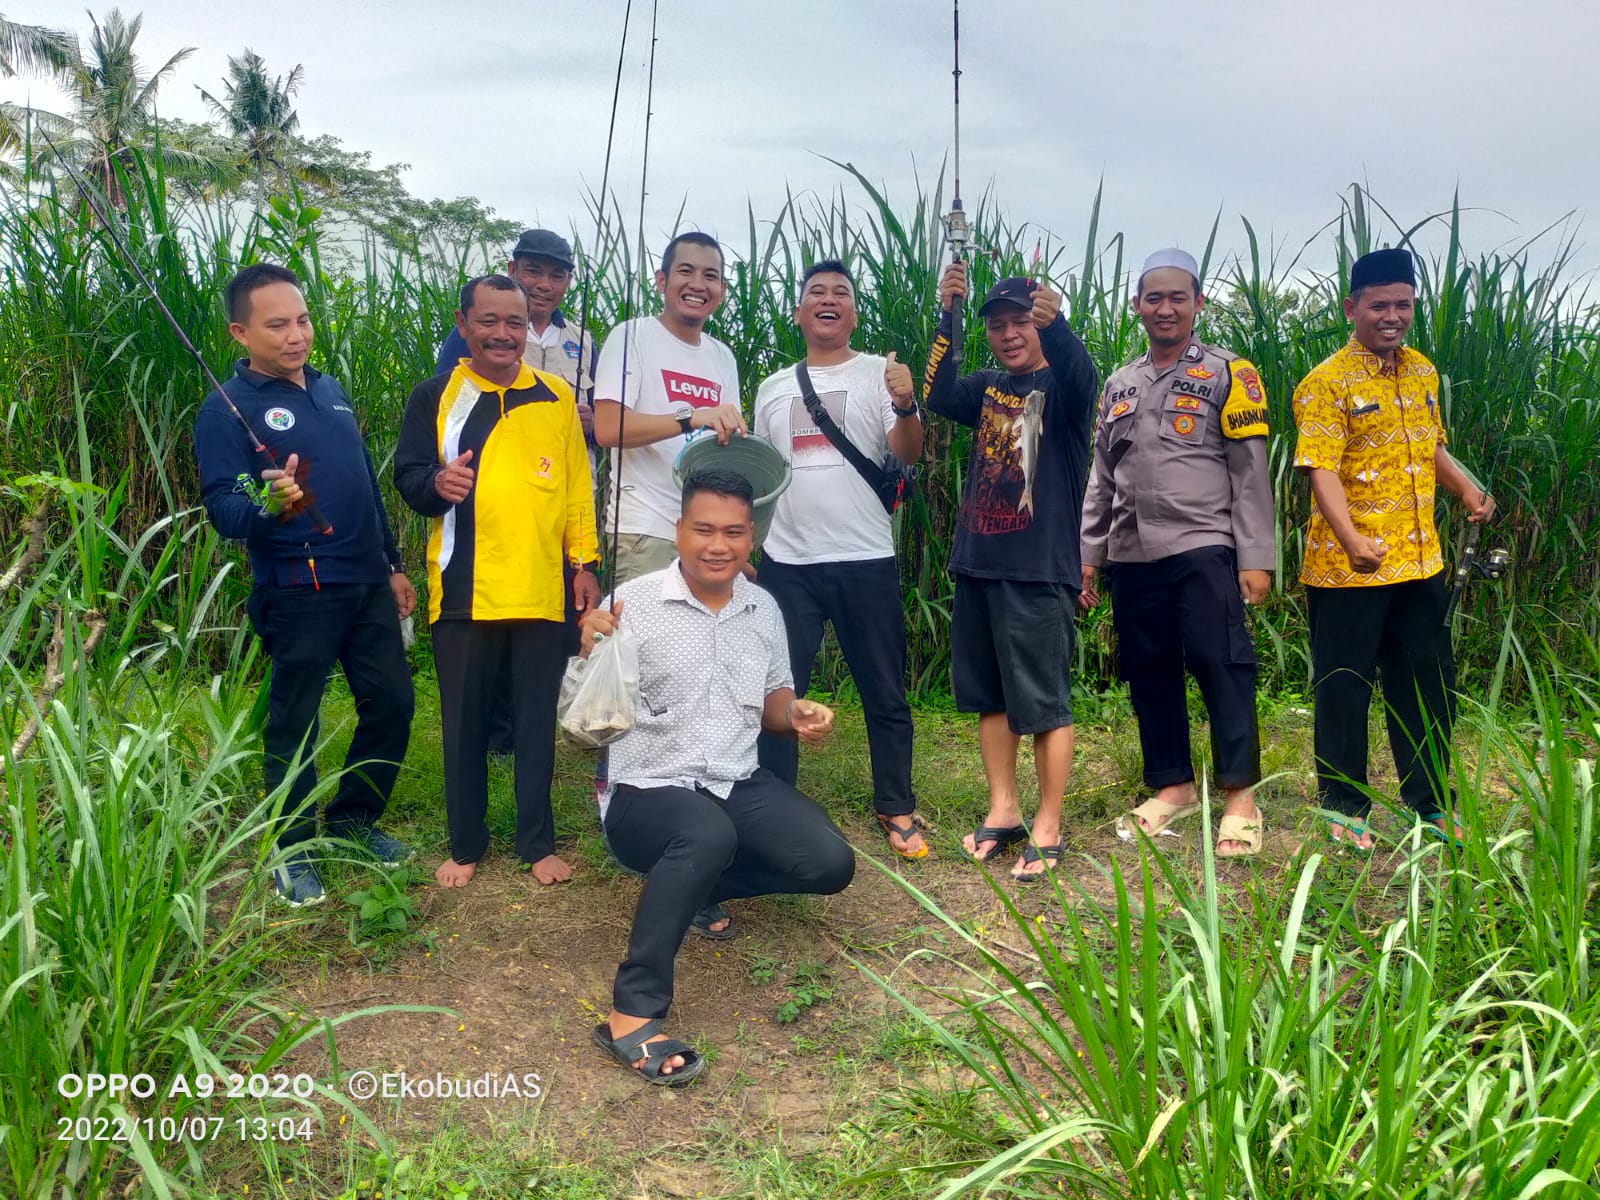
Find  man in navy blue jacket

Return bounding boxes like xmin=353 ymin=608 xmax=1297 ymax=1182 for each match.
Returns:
xmin=194 ymin=263 xmax=417 ymax=906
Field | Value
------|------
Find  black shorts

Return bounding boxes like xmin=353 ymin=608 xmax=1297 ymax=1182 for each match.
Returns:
xmin=951 ymin=574 xmax=1075 ymax=734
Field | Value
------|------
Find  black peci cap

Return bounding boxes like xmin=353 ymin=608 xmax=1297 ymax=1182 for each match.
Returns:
xmin=1350 ymin=247 xmax=1415 ymax=292
xmin=511 ymin=229 xmax=576 ymax=270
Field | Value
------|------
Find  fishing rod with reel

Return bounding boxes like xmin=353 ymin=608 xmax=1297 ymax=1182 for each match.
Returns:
xmin=36 ymin=120 xmax=333 ymax=537
xmin=942 ymin=0 xmax=969 ymax=362
xmin=1441 ymin=376 xmax=1514 ymax=631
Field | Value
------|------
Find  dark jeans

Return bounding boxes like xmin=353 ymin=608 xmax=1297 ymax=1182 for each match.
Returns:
xmin=255 ymin=582 xmax=414 ymax=847
xmin=1307 ymin=575 xmax=1456 ymax=819
xmin=1104 ymin=545 xmax=1261 ymax=791
xmin=755 ymin=556 xmax=915 ymax=816
xmin=603 ymin=770 xmax=856 ymax=1019
xmin=432 ymin=618 xmax=567 ymax=864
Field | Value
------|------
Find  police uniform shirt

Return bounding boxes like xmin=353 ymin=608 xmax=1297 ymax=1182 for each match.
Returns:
xmin=1080 ymin=338 xmax=1274 ymax=570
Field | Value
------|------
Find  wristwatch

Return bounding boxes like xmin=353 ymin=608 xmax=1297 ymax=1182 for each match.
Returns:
xmin=675 ymin=407 xmax=694 ymax=436
xmin=892 ymin=400 xmax=920 ymax=419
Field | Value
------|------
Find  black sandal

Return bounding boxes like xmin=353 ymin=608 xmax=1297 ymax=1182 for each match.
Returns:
xmin=877 ymin=813 xmax=929 ymax=860
xmin=689 ymin=902 xmax=735 ymax=940
xmin=592 ymin=1020 xmax=705 ymax=1087
xmin=1011 ymin=841 xmax=1062 ymax=882
xmin=967 ymin=823 xmax=1028 ymax=863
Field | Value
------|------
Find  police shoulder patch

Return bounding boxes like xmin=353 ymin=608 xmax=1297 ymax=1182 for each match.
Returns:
xmin=1221 ymin=359 xmax=1269 ymax=440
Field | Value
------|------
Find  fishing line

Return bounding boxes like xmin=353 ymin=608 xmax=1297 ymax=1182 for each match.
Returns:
xmin=34 ymin=118 xmax=333 ymax=534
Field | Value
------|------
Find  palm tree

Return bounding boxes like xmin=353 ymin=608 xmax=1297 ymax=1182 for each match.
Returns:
xmin=0 ymin=12 xmax=76 ymax=78
xmin=199 ymin=49 xmax=309 ymax=206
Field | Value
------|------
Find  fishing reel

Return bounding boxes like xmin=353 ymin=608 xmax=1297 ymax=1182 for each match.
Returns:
xmin=1443 ymin=523 xmax=1512 ymax=626
xmin=1474 ymin=546 xmax=1512 ymax=580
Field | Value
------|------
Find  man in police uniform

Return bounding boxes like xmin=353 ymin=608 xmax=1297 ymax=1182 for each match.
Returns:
xmin=1080 ymin=248 xmax=1272 ymax=856
xmin=1292 ymin=247 xmax=1493 ymax=849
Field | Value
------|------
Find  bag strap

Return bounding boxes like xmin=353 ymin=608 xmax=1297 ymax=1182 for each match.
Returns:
xmin=794 ymin=361 xmax=887 ymax=491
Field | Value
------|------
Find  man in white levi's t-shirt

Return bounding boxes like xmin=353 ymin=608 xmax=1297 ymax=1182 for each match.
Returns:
xmin=752 ymin=260 xmax=928 ymax=859
xmin=593 ymin=232 xmax=746 ymax=583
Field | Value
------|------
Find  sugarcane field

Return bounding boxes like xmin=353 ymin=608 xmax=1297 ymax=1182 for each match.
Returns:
xmin=3 ymin=3 xmax=1600 ymax=1198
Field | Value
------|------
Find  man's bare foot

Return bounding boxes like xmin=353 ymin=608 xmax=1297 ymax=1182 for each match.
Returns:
xmin=1218 ymin=788 xmax=1262 ymax=855
xmin=1328 ymin=820 xmax=1375 ymax=850
xmin=608 ymin=1012 xmax=688 ymax=1076
xmin=435 ymin=858 xmax=477 ymax=887
xmin=962 ymin=802 xmax=1026 ymax=860
xmin=526 ymin=854 xmax=573 ymax=885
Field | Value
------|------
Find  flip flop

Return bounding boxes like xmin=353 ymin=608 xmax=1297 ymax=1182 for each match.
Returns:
xmin=592 ymin=1020 xmax=704 ymax=1087
xmin=1216 ymin=812 xmax=1264 ymax=858
xmin=966 ymin=823 xmax=1028 ymax=863
xmin=689 ymin=903 xmax=735 ymax=941
xmin=1116 ymin=797 xmax=1201 ymax=841
xmin=1421 ymin=812 xmax=1465 ymax=849
xmin=877 ymin=813 xmax=929 ymax=860
xmin=1011 ymin=841 xmax=1062 ymax=883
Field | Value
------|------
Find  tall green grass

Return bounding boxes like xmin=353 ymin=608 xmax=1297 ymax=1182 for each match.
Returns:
xmin=2 ymin=152 xmax=1597 ymax=695
xmin=858 ymin=634 xmax=1600 ymax=1198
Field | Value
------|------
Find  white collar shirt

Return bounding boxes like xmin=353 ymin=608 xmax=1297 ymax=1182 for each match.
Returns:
xmin=601 ymin=562 xmax=793 ymax=818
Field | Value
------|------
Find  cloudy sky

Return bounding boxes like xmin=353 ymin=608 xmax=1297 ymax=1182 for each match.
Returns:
xmin=6 ymin=0 xmax=1598 ymax=284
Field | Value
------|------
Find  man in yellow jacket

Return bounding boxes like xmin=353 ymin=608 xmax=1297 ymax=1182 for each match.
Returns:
xmin=396 ymin=274 xmax=600 ymax=887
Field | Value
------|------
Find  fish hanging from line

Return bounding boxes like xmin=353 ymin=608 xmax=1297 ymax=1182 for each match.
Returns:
xmin=1013 ymin=388 xmax=1045 ymax=517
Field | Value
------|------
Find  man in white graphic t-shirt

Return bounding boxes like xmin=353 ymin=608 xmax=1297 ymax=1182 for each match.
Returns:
xmin=593 ymin=232 xmax=746 ymax=582
xmin=752 ymin=260 xmax=927 ymax=859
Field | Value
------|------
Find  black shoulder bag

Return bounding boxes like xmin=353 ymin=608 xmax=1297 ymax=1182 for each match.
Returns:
xmin=793 ymin=361 xmax=917 ymax=515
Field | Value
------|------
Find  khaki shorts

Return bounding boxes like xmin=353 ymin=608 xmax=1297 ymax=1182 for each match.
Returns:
xmin=611 ymin=533 xmax=678 ymax=584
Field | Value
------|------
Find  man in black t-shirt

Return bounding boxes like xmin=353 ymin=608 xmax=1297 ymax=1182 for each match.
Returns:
xmin=922 ymin=267 xmax=1099 ymax=880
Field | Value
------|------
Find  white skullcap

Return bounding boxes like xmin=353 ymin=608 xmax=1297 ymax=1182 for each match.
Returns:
xmin=1138 ymin=248 xmax=1200 ymax=286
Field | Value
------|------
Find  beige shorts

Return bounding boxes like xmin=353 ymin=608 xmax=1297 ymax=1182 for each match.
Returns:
xmin=610 ymin=533 xmax=678 ymax=584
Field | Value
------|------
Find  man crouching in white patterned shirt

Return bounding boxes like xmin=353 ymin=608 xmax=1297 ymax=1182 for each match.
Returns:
xmin=581 ymin=468 xmax=857 ymax=1087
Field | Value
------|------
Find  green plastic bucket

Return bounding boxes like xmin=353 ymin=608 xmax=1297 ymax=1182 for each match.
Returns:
xmin=672 ymin=432 xmax=792 ymax=547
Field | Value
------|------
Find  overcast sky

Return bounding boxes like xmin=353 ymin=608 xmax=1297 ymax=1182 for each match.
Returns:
xmin=5 ymin=0 xmax=1598 ymax=287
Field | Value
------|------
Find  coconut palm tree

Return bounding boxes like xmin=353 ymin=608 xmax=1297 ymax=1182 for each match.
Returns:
xmin=0 ymin=12 xmax=76 ymax=78
xmin=199 ymin=49 xmax=313 ymax=206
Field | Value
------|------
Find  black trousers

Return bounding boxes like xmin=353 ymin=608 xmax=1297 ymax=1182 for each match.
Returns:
xmin=486 ymin=567 xmax=580 ymax=753
xmin=1104 ymin=545 xmax=1260 ymax=791
xmin=755 ymin=556 xmax=915 ymax=816
xmin=604 ymin=770 xmax=856 ymax=1019
xmin=432 ymin=618 xmax=567 ymax=864
xmin=1307 ymin=576 xmax=1456 ymax=819
xmin=256 ymin=582 xmax=414 ymax=847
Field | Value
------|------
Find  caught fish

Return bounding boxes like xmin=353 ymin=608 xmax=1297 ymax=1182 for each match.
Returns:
xmin=1013 ymin=388 xmax=1045 ymax=517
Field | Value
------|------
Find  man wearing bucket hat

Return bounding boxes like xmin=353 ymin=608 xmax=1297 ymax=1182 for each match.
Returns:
xmin=593 ymin=231 xmax=747 ymax=582
xmin=924 ymin=264 xmax=1099 ymax=880
xmin=752 ymin=259 xmax=927 ymax=859
xmin=1292 ymin=247 xmax=1494 ymax=849
xmin=1079 ymin=248 xmax=1272 ymax=857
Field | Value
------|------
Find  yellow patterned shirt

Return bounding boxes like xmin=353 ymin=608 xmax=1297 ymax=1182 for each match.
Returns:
xmin=1292 ymin=337 xmax=1447 ymax=588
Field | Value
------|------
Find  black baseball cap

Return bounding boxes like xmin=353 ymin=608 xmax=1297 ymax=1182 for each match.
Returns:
xmin=511 ymin=229 xmax=575 ymax=269
xmin=976 ymin=276 xmax=1036 ymax=317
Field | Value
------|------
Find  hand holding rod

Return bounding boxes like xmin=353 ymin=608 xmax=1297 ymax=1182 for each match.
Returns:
xmin=36 ymin=120 xmax=332 ymax=534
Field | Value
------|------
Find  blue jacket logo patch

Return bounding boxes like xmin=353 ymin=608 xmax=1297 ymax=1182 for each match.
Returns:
xmin=264 ymin=407 xmax=295 ymax=431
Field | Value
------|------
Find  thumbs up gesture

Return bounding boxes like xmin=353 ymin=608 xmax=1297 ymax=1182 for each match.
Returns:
xmin=434 ymin=448 xmax=476 ymax=504
xmin=884 ymin=351 xmax=914 ymax=405
xmin=262 ymin=452 xmax=307 ymax=519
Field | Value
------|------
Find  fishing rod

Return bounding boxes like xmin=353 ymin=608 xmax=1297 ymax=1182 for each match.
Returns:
xmin=35 ymin=119 xmax=332 ymax=536
xmin=1441 ymin=373 xmax=1514 ymax=629
xmin=571 ymin=0 xmax=636 ymax=610
xmin=942 ymin=0 xmax=969 ymax=361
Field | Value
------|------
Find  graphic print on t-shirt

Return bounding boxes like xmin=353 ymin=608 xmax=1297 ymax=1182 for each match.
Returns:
xmin=962 ymin=384 xmax=1035 ymax=535
xmin=662 ymin=369 xmax=722 ymax=408
xmin=787 ymin=389 xmax=848 ymax=469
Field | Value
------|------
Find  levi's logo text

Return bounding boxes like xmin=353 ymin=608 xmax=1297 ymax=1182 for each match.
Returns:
xmin=662 ymin=370 xmax=721 ymax=407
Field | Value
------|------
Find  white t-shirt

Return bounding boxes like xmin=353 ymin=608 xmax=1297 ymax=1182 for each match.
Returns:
xmin=752 ymin=352 xmax=898 ymax=564
xmin=594 ymin=317 xmax=742 ymax=540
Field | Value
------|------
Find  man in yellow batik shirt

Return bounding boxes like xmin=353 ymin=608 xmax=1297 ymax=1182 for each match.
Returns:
xmin=1292 ymin=248 xmax=1494 ymax=850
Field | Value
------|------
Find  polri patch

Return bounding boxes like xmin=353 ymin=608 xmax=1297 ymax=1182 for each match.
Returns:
xmin=1109 ymin=400 xmax=1134 ymax=419
xmin=1172 ymin=415 xmax=1196 ymax=435
xmin=1186 ymin=365 xmax=1214 ymax=380
xmin=1173 ymin=396 xmax=1201 ymax=411
xmin=264 ymin=407 xmax=295 ymax=431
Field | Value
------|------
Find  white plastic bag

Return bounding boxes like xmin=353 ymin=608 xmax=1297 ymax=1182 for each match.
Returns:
xmin=557 ymin=626 xmax=640 ymax=748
